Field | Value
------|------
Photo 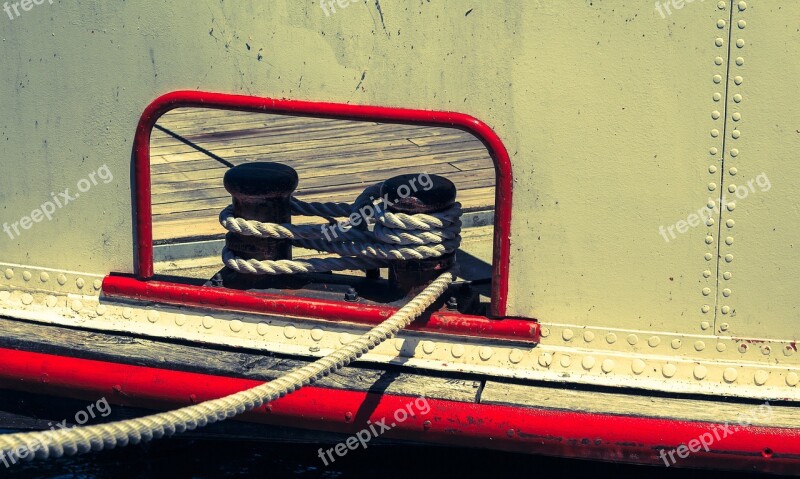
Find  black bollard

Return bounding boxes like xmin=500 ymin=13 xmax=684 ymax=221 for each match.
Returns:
xmin=381 ymin=173 xmax=458 ymax=296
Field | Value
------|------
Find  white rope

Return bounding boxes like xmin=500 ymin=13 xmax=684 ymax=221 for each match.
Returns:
xmin=219 ymin=186 xmax=462 ymax=275
xmin=0 ymin=270 xmax=457 ymax=463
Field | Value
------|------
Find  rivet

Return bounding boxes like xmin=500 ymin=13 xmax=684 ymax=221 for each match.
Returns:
xmin=663 ymin=364 xmax=677 ymax=378
xmin=703 ymin=270 xmax=712 ymax=278
xmin=711 ymin=110 xmax=721 ymax=119
xmin=21 ymin=293 xmax=34 ymax=305
xmin=452 ymin=344 xmax=465 ymax=358
xmin=784 ymin=345 xmax=795 ymax=357
xmin=733 ymin=94 xmax=742 ymax=103
xmin=392 ymin=339 xmax=404 ymax=351
xmin=707 ymin=200 xmax=716 ymax=209
xmin=702 ymin=305 xmax=711 ymax=314
xmin=606 ymin=333 xmax=617 ymax=344
xmin=560 ymin=355 xmax=571 ymax=368
xmin=723 ymin=272 xmax=732 ymax=280
xmin=509 ymin=349 xmax=523 ymax=364
xmin=76 ymin=278 xmax=84 ymax=289
xmin=714 ymin=56 xmax=724 ymax=65
xmin=562 ymin=329 xmax=574 ymax=341
xmin=582 ymin=356 xmax=596 ymax=370
xmin=720 ymin=322 xmax=729 ymax=331
xmin=257 ymin=322 xmax=269 ymax=336
xmin=339 ymin=332 xmax=351 ymax=344
xmin=737 ymin=20 xmax=746 ymax=29
xmin=56 ymin=273 xmax=67 ymax=285
xmin=479 ymin=347 xmax=493 ymax=361
xmin=725 ymin=254 xmax=734 ymax=263
xmin=716 ymin=20 xmax=725 ymax=29
xmin=694 ymin=341 xmax=706 ymax=352
xmin=717 ymin=342 xmax=727 ymax=352
xmin=722 ymin=288 xmax=731 ymax=297
xmin=728 ymin=184 xmax=737 ymax=193
xmin=732 ymin=112 xmax=742 ymax=121
xmin=708 ymin=165 xmax=718 ymax=174
xmin=201 ymin=316 xmax=214 ymax=329
xmin=732 ymin=130 xmax=741 ymax=139
xmin=540 ymin=327 xmax=550 ymax=338
xmin=39 ymin=272 xmax=49 ymax=283
xmin=175 ymin=314 xmax=187 ymax=326
xmin=694 ymin=365 xmax=708 ymax=380
xmin=671 ymin=339 xmax=682 ymax=349
xmin=70 ymin=299 xmax=82 ymax=311
xmin=737 ymin=1 xmax=746 ymax=11
xmin=93 ymin=279 xmax=102 ymax=290
xmin=147 ymin=310 xmax=159 ymax=323
xmin=714 ymin=38 xmax=724 ymax=47
xmin=726 ymin=219 xmax=735 ymax=227
xmin=96 ymin=305 xmax=107 ymax=316
xmin=122 ymin=308 xmax=132 ymax=319
xmin=729 ymin=167 xmax=738 ymax=176
xmin=422 ymin=341 xmax=435 ymax=355
xmin=632 ymin=359 xmax=646 ymax=375
xmin=311 ymin=328 xmax=324 ymax=341
xmin=708 ymin=183 xmax=717 ymax=192
xmin=730 ymin=148 xmax=739 ymax=157
xmin=701 ymin=321 xmax=710 ymax=330
xmin=704 ymin=253 xmax=713 ymax=261
xmin=736 ymin=39 xmax=745 ymax=48
xmin=754 ymin=370 xmax=769 ymax=386
xmin=712 ymin=74 xmax=722 ymax=84
xmin=712 ymin=92 xmax=722 ymax=102
xmin=648 ymin=336 xmax=660 ymax=347
xmin=45 ymin=295 xmax=57 ymax=307
xmin=738 ymin=343 xmax=748 ymax=353
xmin=723 ymin=368 xmax=738 ymax=383
xmin=787 ymin=372 xmax=799 ymax=387
xmin=735 ymin=57 xmax=744 ymax=66
xmin=538 ymin=352 xmax=553 ymax=367
xmin=583 ymin=331 xmax=595 ymax=342
xmin=710 ymin=147 xmax=719 ymax=156
xmin=626 ymin=334 xmax=638 ymax=346
xmin=22 ymin=271 xmax=31 ymax=281
xmin=3 ymin=269 xmax=12 ymax=279
xmin=762 ymin=345 xmax=771 ymax=355
xmin=601 ymin=359 xmax=614 ymax=373
xmin=230 ymin=320 xmax=243 ymax=333
xmin=702 ymin=287 xmax=711 ymax=296
xmin=727 ymin=202 xmax=736 ymax=211
xmin=725 ymin=237 xmax=734 ymax=246
xmin=705 ymin=236 xmax=714 ymax=245
xmin=717 ymin=0 xmax=726 ymax=8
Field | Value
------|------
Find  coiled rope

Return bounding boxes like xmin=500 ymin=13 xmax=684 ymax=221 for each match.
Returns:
xmin=220 ymin=183 xmax=462 ymax=275
xmin=0 ymin=270 xmax=457 ymax=463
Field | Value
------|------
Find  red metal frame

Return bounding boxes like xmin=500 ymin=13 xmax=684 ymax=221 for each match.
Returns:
xmin=1 ymin=348 xmax=797 ymax=474
xmin=130 ymin=91 xmax=513 ymax=318
xmin=103 ymin=275 xmax=538 ymax=343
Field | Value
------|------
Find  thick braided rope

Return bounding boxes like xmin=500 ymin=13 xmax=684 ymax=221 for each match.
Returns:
xmin=0 ymin=271 xmax=456 ymax=463
xmin=222 ymin=248 xmax=388 ymax=274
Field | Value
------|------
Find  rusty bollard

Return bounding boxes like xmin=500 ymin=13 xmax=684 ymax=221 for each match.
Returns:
xmin=382 ymin=173 xmax=457 ymax=296
xmin=223 ymin=162 xmax=299 ymax=264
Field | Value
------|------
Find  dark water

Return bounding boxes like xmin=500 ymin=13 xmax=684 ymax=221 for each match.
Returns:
xmin=1 ymin=439 xmax=772 ymax=479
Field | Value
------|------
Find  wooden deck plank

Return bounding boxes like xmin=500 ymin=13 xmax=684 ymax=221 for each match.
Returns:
xmin=150 ymin=109 xmax=495 ymax=244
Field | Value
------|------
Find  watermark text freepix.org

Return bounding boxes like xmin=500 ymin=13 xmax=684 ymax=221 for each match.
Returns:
xmin=0 ymin=397 xmax=112 ymax=468
xmin=317 ymin=396 xmax=430 ymax=465
xmin=655 ymin=0 xmax=704 ymax=19
xmin=319 ymin=0 xmax=363 ymax=17
xmin=659 ymin=401 xmax=772 ymax=467
xmin=659 ymin=172 xmax=770 ymax=243
xmin=3 ymin=0 xmax=54 ymax=21
xmin=321 ymin=172 xmax=434 ymax=242
xmin=3 ymin=164 xmax=113 ymax=240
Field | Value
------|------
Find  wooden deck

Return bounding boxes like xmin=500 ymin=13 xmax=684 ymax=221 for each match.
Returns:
xmin=151 ymin=108 xmax=496 ymax=244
